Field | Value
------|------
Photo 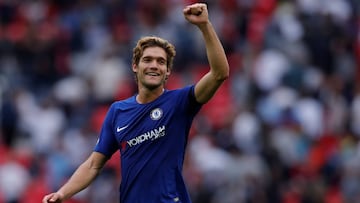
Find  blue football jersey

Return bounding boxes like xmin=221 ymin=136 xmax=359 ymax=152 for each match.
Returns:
xmin=94 ymin=85 xmax=202 ymax=203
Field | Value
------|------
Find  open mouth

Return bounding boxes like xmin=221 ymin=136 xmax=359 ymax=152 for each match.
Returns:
xmin=146 ymin=72 xmax=160 ymax=76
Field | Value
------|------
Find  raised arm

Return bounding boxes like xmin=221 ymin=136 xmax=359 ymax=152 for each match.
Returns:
xmin=183 ymin=3 xmax=229 ymax=104
xmin=42 ymin=152 xmax=108 ymax=203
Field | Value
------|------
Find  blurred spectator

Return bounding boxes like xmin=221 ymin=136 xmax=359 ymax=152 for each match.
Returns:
xmin=0 ymin=160 xmax=30 ymax=203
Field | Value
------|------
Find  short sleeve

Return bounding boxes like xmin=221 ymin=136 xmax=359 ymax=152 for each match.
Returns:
xmin=93 ymin=104 xmax=119 ymax=158
xmin=186 ymin=85 xmax=202 ymax=116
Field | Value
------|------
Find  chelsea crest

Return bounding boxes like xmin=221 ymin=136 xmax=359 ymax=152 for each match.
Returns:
xmin=150 ymin=108 xmax=163 ymax=120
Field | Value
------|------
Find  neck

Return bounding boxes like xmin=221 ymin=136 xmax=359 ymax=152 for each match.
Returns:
xmin=136 ymin=86 xmax=164 ymax=104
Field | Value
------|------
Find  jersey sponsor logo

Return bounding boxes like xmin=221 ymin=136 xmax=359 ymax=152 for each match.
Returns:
xmin=127 ymin=125 xmax=166 ymax=148
xmin=119 ymin=125 xmax=166 ymax=152
xmin=150 ymin=108 xmax=163 ymax=120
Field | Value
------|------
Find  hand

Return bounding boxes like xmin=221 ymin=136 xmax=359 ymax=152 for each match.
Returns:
xmin=42 ymin=192 xmax=64 ymax=203
xmin=183 ymin=3 xmax=209 ymax=26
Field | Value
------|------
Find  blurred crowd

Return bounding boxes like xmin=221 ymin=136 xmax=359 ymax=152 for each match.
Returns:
xmin=0 ymin=0 xmax=359 ymax=202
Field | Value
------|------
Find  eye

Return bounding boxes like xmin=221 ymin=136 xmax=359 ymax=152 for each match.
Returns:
xmin=142 ymin=57 xmax=152 ymax=63
xmin=158 ymin=59 xmax=166 ymax=65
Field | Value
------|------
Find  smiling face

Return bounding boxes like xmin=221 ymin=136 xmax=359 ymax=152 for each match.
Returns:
xmin=132 ymin=46 xmax=170 ymax=90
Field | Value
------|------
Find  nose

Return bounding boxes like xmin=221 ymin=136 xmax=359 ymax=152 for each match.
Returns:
xmin=149 ymin=60 xmax=160 ymax=69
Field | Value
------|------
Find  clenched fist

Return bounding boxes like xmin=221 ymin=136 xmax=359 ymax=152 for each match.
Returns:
xmin=183 ymin=3 xmax=209 ymax=26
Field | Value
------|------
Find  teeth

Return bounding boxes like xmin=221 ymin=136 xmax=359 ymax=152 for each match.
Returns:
xmin=147 ymin=73 xmax=159 ymax=76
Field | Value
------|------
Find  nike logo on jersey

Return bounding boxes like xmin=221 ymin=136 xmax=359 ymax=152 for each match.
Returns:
xmin=117 ymin=125 xmax=129 ymax=132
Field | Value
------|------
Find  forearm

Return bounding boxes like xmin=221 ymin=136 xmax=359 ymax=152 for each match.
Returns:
xmin=198 ymin=22 xmax=229 ymax=81
xmin=57 ymin=154 xmax=105 ymax=200
xmin=184 ymin=3 xmax=229 ymax=103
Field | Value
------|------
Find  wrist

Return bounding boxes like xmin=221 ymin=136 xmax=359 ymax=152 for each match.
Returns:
xmin=197 ymin=21 xmax=211 ymax=31
xmin=56 ymin=190 xmax=67 ymax=201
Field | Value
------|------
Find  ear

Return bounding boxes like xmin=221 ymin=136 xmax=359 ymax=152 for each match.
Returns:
xmin=132 ymin=64 xmax=138 ymax=73
xmin=165 ymin=67 xmax=171 ymax=80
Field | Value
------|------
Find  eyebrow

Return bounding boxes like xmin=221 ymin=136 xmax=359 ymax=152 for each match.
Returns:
xmin=142 ymin=56 xmax=167 ymax=62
